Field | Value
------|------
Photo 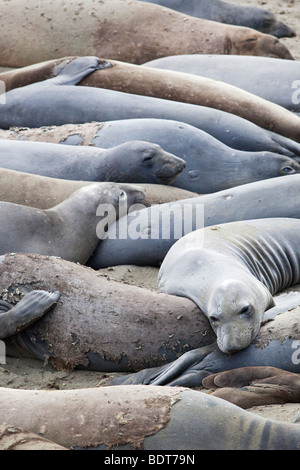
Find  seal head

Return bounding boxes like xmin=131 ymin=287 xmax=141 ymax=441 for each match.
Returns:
xmin=207 ymin=278 xmax=274 ymax=354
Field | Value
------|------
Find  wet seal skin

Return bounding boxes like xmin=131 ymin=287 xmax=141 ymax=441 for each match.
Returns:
xmin=0 ymin=385 xmax=300 ymax=450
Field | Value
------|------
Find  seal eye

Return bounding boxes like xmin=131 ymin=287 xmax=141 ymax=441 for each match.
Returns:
xmin=209 ymin=315 xmax=220 ymax=326
xmin=281 ymin=166 xmax=295 ymax=175
xmin=239 ymin=305 xmax=251 ymax=317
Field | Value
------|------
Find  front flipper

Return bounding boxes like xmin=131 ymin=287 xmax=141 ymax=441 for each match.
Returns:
xmin=111 ymin=343 xmax=217 ymax=387
xmin=52 ymin=57 xmax=102 ymax=86
xmin=263 ymin=290 xmax=300 ymax=323
xmin=0 ymin=290 xmax=60 ymax=339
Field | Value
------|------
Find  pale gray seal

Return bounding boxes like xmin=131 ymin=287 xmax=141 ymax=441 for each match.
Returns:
xmin=158 ymin=218 xmax=300 ymax=353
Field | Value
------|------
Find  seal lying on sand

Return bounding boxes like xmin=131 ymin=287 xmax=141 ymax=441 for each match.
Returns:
xmin=1 ymin=385 xmax=300 ymax=450
xmin=1 ymin=56 xmax=299 ymax=139
xmin=139 ymin=0 xmax=295 ymax=38
xmin=87 ymin=175 xmax=300 ymax=268
xmin=0 ymin=0 xmax=293 ymax=68
xmin=1 ymin=56 xmax=300 ymax=144
xmin=0 ymin=139 xmax=185 ymax=185
xmin=157 ymin=218 xmax=300 ymax=353
xmin=112 ymin=301 xmax=300 ymax=388
xmin=0 ymin=183 xmax=145 ymax=264
xmin=0 ymin=252 xmax=215 ymax=371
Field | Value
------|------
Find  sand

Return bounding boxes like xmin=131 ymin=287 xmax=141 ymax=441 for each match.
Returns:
xmin=0 ymin=0 xmax=299 ymax=445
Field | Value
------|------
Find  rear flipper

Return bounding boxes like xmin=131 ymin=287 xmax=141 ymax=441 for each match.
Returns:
xmin=111 ymin=343 xmax=217 ymax=387
xmin=0 ymin=290 xmax=60 ymax=339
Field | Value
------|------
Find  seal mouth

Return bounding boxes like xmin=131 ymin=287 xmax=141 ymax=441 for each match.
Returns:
xmin=156 ymin=162 xmax=186 ymax=184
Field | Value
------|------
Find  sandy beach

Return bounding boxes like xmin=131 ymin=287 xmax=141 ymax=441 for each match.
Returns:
xmin=0 ymin=0 xmax=299 ymax=441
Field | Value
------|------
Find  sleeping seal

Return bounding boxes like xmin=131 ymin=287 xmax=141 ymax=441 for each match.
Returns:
xmin=158 ymin=218 xmax=300 ymax=353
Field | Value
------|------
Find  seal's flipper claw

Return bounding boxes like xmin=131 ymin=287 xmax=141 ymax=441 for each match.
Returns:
xmin=0 ymin=290 xmax=60 ymax=339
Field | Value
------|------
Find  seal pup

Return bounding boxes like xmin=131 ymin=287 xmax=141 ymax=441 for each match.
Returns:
xmin=87 ymin=175 xmax=300 ymax=268
xmin=1 ymin=56 xmax=300 ymax=144
xmin=0 ymin=183 xmax=145 ymax=264
xmin=158 ymin=218 xmax=300 ymax=354
xmin=139 ymin=0 xmax=295 ymax=38
xmin=0 ymin=0 xmax=293 ymax=68
xmin=0 ymin=139 xmax=185 ymax=185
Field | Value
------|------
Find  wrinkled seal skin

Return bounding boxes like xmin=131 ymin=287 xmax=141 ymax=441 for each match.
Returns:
xmin=1 ymin=59 xmax=300 ymax=143
xmin=158 ymin=218 xmax=300 ymax=353
xmin=0 ymin=182 xmax=145 ymax=265
xmin=0 ymin=253 xmax=215 ymax=371
xmin=145 ymin=55 xmax=300 ymax=113
xmin=1 ymin=57 xmax=299 ymax=141
xmin=0 ymin=168 xmax=199 ymax=210
xmin=0 ymin=385 xmax=300 ymax=450
xmin=87 ymin=175 xmax=300 ymax=269
xmin=112 ymin=304 xmax=300 ymax=388
xmin=140 ymin=0 xmax=295 ymax=38
xmin=2 ymin=119 xmax=300 ymax=160
xmin=0 ymin=139 xmax=185 ymax=185
xmin=0 ymin=0 xmax=293 ymax=68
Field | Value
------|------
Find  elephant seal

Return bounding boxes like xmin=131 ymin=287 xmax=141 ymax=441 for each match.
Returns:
xmin=0 ymin=130 xmax=295 ymax=193
xmin=87 ymin=174 xmax=300 ymax=268
xmin=0 ymin=425 xmax=67 ymax=450
xmin=1 ymin=56 xmax=300 ymax=144
xmin=145 ymin=55 xmax=300 ymax=113
xmin=0 ymin=290 xmax=60 ymax=340
xmin=0 ymin=183 xmax=145 ymax=264
xmin=0 ymin=139 xmax=185 ymax=185
xmin=112 ymin=301 xmax=300 ymax=388
xmin=2 ymin=119 xmax=300 ymax=159
xmin=0 ymin=252 xmax=215 ymax=371
xmin=157 ymin=218 xmax=300 ymax=353
xmin=201 ymin=367 xmax=300 ymax=408
xmin=0 ymin=0 xmax=293 ymax=68
xmin=1 ymin=385 xmax=300 ymax=450
xmin=0 ymin=168 xmax=199 ymax=210
xmin=1 ymin=57 xmax=299 ymax=138
xmin=139 ymin=0 xmax=295 ymax=38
